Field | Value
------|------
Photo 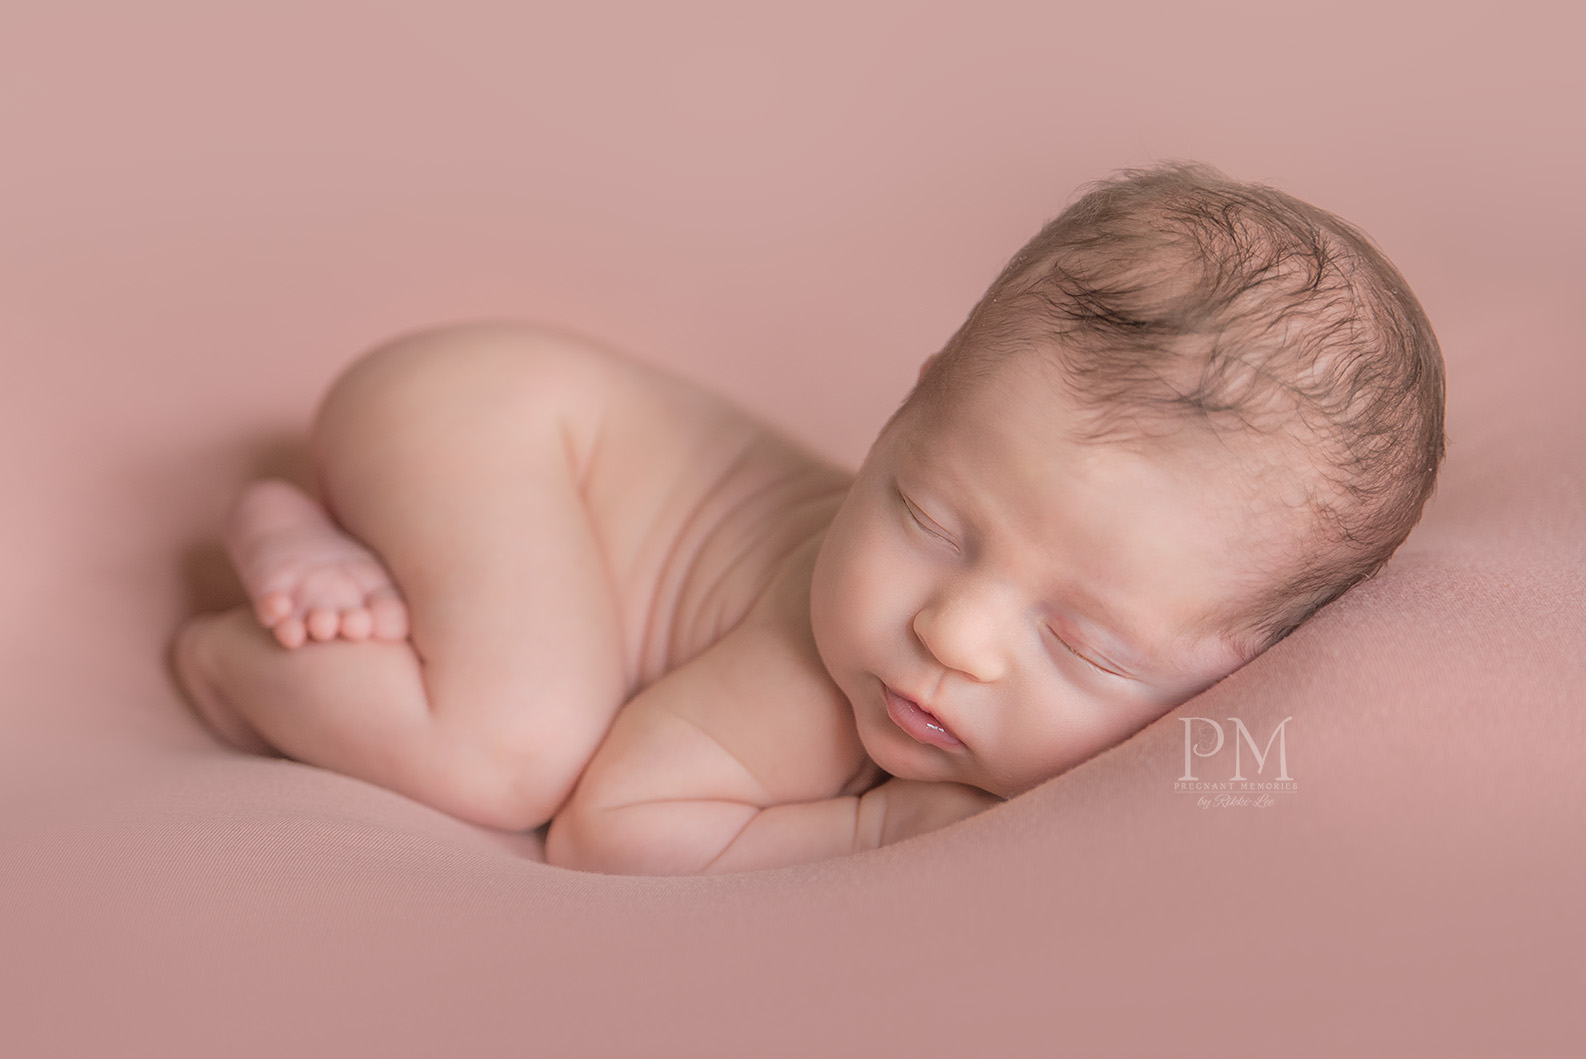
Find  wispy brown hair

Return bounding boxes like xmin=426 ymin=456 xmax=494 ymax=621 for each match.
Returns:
xmin=909 ymin=162 xmax=1446 ymax=650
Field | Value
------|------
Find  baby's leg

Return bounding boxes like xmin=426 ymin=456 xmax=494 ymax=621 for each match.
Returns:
xmin=175 ymin=324 xmax=632 ymax=831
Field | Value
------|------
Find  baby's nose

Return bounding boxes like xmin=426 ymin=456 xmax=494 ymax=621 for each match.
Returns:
xmin=912 ymin=587 xmax=1009 ymax=684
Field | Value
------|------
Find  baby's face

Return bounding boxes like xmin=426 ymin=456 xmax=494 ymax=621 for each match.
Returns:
xmin=810 ymin=354 xmax=1302 ymax=798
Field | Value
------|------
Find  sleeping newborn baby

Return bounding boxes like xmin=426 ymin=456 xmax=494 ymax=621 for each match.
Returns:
xmin=173 ymin=162 xmax=1445 ymax=874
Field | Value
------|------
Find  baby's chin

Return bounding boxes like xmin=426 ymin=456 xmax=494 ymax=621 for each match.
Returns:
xmin=866 ymin=735 xmax=1046 ymax=800
xmin=853 ymin=714 xmax=980 ymax=789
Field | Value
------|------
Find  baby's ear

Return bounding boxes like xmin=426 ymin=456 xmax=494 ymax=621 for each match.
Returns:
xmin=917 ymin=353 xmax=940 ymax=383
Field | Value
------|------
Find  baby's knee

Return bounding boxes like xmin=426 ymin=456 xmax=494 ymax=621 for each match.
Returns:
xmin=422 ymin=725 xmax=594 ymax=833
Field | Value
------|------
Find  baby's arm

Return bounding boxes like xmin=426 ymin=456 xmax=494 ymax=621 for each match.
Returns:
xmin=545 ymin=623 xmax=1000 ymax=875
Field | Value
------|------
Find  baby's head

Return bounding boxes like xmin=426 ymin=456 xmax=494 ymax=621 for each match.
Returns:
xmin=810 ymin=162 xmax=1445 ymax=798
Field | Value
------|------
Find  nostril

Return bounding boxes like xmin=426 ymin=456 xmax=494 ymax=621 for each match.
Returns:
xmin=911 ymin=608 xmax=940 ymax=656
xmin=913 ymin=599 xmax=1005 ymax=685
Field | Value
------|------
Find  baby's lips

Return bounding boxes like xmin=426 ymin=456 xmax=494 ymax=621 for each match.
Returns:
xmin=883 ymin=685 xmax=965 ymax=750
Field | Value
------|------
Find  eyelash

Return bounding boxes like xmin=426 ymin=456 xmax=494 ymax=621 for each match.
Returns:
xmin=1047 ymin=626 xmax=1123 ymax=678
xmin=900 ymin=492 xmax=955 ymax=547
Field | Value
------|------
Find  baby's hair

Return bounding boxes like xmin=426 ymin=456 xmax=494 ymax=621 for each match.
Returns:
xmin=911 ymin=161 xmax=1446 ymax=651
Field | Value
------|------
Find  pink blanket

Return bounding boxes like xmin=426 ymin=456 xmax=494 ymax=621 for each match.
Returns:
xmin=4 ymin=2 xmax=1581 ymax=1055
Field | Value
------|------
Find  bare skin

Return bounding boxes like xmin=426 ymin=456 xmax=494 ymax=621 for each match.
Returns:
xmin=174 ymin=321 xmax=1292 ymax=873
xmin=174 ymin=322 xmax=996 ymax=872
xmin=225 ymin=478 xmax=411 ymax=650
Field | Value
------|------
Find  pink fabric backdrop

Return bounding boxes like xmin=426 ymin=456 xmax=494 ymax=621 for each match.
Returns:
xmin=3 ymin=1 xmax=1583 ymax=1055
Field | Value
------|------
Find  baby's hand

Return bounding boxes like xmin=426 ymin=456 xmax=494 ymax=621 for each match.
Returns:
xmin=872 ymin=779 xmax=1003 ymax=847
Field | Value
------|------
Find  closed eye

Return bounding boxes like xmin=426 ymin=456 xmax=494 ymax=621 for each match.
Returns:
xmin=899 ymin=491 xmax=956 ymax=548
xmin=1047 ymin=627 xmax=1128 ymax=679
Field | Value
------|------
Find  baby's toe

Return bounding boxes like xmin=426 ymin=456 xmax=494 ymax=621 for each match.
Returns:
xmin=305 ymin=607 xmax=340 ymax=642
xmin=340 ymin=608 xmax=374 ymax=641
xmin=274 ymin=616 xmax=308 ymax=650
xmin=368 ymin=590 xmax=409 ymax=641
xmin=255 ymin=591 xmax=293 ymax=627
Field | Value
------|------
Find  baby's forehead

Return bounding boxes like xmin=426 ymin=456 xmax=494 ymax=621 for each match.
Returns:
xmin=927 ymin=354 xmax=1322 ymax=493
xmin=912 ymin=382 xmax=1289 ymax=505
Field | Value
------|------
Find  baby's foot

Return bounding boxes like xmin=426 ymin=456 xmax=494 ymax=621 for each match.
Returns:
xmin=224 ymin=478 xmax=409 ymax=649
xmin=172 ymin=611 xmax=275 ymax=754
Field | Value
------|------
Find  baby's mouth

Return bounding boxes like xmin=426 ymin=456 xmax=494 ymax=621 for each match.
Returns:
xmin=882 ymin=685 xmax=964 ymax=750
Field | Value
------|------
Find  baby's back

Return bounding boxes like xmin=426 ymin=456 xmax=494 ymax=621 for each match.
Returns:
xmin=506 ymin=329 xmax=890 ymax=870
xmin=553 ymin=331 xmax=852 ymax=692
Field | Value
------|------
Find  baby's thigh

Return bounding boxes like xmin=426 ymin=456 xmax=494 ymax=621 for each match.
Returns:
xmin=308 ymin=323 xmax=633 ymax=817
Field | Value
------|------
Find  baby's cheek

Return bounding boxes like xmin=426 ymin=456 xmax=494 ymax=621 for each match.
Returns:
xmin=810 ymin=542 xmax=868 ymax=660
xmin=843 ymin=551 xmax=904 ymax=623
